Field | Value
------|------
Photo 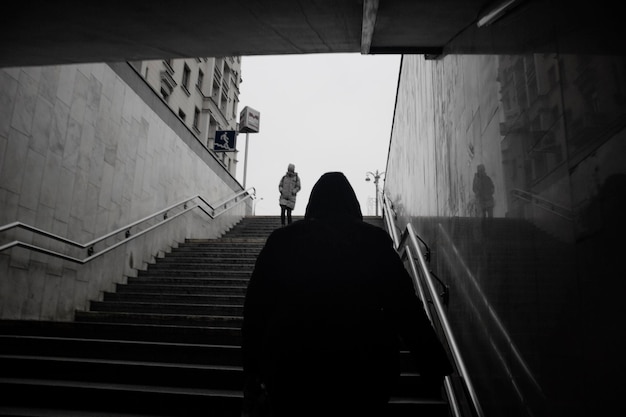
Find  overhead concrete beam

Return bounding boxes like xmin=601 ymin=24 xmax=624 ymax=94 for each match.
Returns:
xmin=361 ymin=0 xmax=379 ymax=54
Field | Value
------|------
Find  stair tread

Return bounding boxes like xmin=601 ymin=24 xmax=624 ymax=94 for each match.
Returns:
xmin=389 ymin=396 xmax=448 ymax=404
xmin=92 ymin=301 xmax=244 ymax=307
xmin=0 ymin=334 xmax=240 ymax=349
xmin=76 ymin=311 xmax=243 ymax=320
xmin=0 ymin=377 xmax=243 ymax=397
xmin=0 ymin=354 xmax=243 ymax=371
xmin=0 ymin=406 xmax=174 ymax=417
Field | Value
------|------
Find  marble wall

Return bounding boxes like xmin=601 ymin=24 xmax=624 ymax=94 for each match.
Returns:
xmin=0 ymin=63 xmax=249 ymax=321
xmin=385 ymin=51 xmax=626 ymax=417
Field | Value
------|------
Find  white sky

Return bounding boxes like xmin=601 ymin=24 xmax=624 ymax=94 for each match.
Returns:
xmin=233 ymin=53 xmax=401 ymax=216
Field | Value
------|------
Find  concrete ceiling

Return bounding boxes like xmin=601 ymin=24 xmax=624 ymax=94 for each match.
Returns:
xmin=1 ymin=0 xmax=624 ymax=68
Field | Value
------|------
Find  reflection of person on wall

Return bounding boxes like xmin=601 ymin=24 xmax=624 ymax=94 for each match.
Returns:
xmin=473 ymin=164 xmax=495 ymax=218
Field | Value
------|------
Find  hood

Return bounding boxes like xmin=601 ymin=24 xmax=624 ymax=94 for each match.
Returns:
xmin=304 ymin=172 xmax=363 ymax=221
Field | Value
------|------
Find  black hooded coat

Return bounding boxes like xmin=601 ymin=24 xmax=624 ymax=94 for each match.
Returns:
xmin=242 ymin=172 xmax=452 ymax=416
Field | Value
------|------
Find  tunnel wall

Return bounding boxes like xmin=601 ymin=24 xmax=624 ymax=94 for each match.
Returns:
xmin=385 ymin=49 xmax=626 ymax=417
xmin=0 ymin=63 xmax=249 ymax=320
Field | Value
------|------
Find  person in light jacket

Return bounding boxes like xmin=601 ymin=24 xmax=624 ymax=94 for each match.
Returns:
xmin=278 ymin=163 xmax=301 ymax=226
xmin=242 ymin=171 xmax=453 ymax=417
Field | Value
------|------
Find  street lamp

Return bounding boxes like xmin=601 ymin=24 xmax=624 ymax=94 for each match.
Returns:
xmin=365 ymin=170 xmax=385 ymax=216
xmin=253 ymin=197 xmax=264 ymax=216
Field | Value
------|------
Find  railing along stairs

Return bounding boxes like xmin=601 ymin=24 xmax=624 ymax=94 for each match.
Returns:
xmin=510 ymin=188 xmax=573 ymax=221
xmin=0 ymin=188 xmax=256 ymax=264
xmin=380 ymin=193 xmax=485 ymax=417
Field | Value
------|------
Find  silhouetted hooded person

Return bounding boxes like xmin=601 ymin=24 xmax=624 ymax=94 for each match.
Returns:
xmin=242 ymin=172 xmax=452 ymax=417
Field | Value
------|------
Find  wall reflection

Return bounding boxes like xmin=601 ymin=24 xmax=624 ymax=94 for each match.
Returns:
xmin=385 ymin=50 xmax=626 ymax=416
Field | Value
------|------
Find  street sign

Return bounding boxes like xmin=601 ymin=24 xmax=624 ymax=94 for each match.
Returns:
xmin=214 ymin=130 xmax=237 ymax=152
xmin=239 ymin=106 xmax=260 ymax=133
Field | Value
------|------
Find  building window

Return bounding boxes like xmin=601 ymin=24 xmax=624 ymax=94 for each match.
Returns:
xmin=214 ymin=60 xmax=223 ymax=81
xmin=193 ymin=107 xmax=200 ymax=130
xmin=220 ymin=92 xmax=228 ymax=113
xmin=160 ymin=62 xmax=176 ymax=99
xmin=208 ymin=116 xmax=218 ymax=148
xmin=222 ymin=77 xmax=230 ymax=97
xmin=212 ymin=77 xmax=220 ymax=102
xmin=197 ymin=69 xmax=204 ymax=91
xmin=181 ymin=64 xmax=191 ymax=94
xmin=178 ymin=109 xmax=186 ymax=121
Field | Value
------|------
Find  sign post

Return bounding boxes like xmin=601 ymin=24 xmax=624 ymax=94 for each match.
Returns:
xmin=238 ymin=106 xmax=260 ymax=188
xmin=243 ymin=133 xmax=250 ymax=188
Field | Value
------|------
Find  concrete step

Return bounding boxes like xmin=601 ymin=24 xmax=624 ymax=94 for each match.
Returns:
xmin=115 ymin=284 xmax=247 ymax=296
xmin=88 ymin=301 xmax=244 ymax=316
xmin=0 ymin=356 xmax=244 ymax=391
xmin=0 ymin=336 xmax=436 ymax=399
xmin=146 ymin=261 xmax=255 ymax=270
xmin=0 ymin=356 xmax=435 ymax=400
xmin=178 ymin=240 xmax=266 ymax=248
xmin=103 ymin=292 xmax=245 ymax=305
xmin=154 ymin=256 xmax=257 ymax=264
xmin=0 ymin=320 xmax=241 ymax=345
xmin=387 ymin=397 xmax=449 ymax=416
xmin=74 ymin=311 xmax=243 ymax=329
xmin=170 ymin=247 xmax=262 ymax=255
xmin=136 ymin=270 xmax=251 ymax=279
xmin=192 ymin=238 xmax=267 ymax=244
xmin=128 ymin=276 xmax=249 ymax=286
xmin=0 ymin=406 xmax=169 ymax=417
xmin=0 ymin=334 xmax=242 ymax=366
xmin=0 ymin=379 xmax=243 ymax=417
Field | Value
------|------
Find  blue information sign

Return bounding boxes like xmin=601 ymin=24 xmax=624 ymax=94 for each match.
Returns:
xmin=214 ymin=130 xmax=237 ymax=152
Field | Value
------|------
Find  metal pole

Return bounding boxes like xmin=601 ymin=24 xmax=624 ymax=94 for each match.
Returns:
xmin=375 ymin=179 xmax=379 ymax=216
xmin=366 ymin=170 xmax=385 ymax=217
xmin=243 ymin=132 xmax=249 ymax=188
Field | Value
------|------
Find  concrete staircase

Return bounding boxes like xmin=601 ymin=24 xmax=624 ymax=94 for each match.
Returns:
xmin=0 ymin=215 xmax=449 ymax=416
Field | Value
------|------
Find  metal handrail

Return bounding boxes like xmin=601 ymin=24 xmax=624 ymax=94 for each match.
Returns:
xmin=511 ymin=188 xmax=572 ymax=220
xmin=380 ymin=193 xmax=400 ymax=245
xmin=0 ymin=188 xmax=256 ymax=264
xmin=380 ymin=194 xmax=485 ymax=417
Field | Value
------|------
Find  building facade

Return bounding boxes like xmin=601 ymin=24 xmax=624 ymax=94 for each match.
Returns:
xmin=131 ymin=56 xmax=242 ymax=176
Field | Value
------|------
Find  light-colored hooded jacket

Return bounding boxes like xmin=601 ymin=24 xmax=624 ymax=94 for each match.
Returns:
xmin=278 ymin=164 xmax=301 ymax=209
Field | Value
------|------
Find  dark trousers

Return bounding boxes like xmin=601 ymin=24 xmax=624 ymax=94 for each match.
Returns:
xmin=280 ymin=205 xmax=292 ymax=225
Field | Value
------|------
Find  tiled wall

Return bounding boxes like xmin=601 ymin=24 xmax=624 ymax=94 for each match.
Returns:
xmin=385 ymin=51 xmax=626 ymax=416
xmin=0 ymin=63 xmax=248 ymax=321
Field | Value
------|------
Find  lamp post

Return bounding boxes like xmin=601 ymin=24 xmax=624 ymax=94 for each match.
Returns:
xmin=365 ymin=170 xmax=385 ymax=216
xmin=253 ymin=197 xmax=264 ymax=216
